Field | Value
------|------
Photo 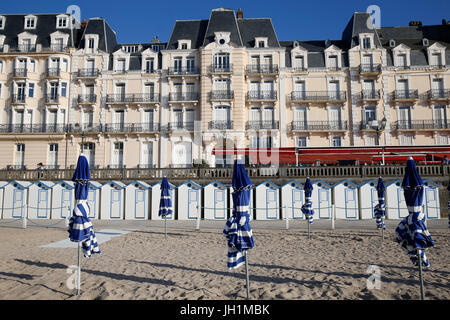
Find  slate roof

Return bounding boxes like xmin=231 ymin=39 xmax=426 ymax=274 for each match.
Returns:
xmin=79 ymin=17 xmax=118 ymax=53
xmin=0 ymin=13 xmax=81 ymax=48
xmin=341 ymin=12 xmax=382 ymax=48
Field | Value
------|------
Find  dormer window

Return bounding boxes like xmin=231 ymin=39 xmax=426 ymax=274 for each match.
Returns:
xmin=24 ymin=16 xmax=36 ymax=29
xmin=177 ymin=40 xmax=191 ymax=50
xmin=57 ymin=15 xmax=68 ymax=28
xmin=258 ymin=41 xmax=265 ymax=48
xmin=84 ymin=35 xmax=99 ymax=51
xmin=363 ymin=38 xmax=371 ymax=49
xmin=0 ymin=16 xmax=5 ymax=30
xmin=88 ymin=39 xmax=94 ymax=49
xmin=181 ymin=43 xmax=187 ymax=50
xmin=254 ymin=37 xmax=268 ymax=48
xmin=122 ymin=45 xmax=138 ymax=53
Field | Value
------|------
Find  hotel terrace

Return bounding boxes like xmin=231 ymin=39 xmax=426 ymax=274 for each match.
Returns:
xmin=0 ymin=8 xmax=449 ymax=170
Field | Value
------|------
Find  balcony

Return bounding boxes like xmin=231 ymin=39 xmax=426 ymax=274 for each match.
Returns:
xmin=10 ymin=94 xmax=26 ymax=104
xmin=208 ymin=120 xmax=234 ymax=130
xmin=10 ymin=45 xmax=36 ymax=53
xmin=76 ymin=69 xmax=99 ymax=78
xmin=0 ymin=124 xmax=67 ymax=134
xmin=290 ymin=120 xmax=348 ymax=131
xmin=46 ymin=68 xmax=61 ymax=78
xmin=291 ymin=66 xmax=308 ymax=73
xmin=168 ymin=92 xmax=198 ymax=102
xmin=246 ymin=120 xmax=279 ymax=130
xmin=247 ymin=90 xmax=277 ymax=101
xmin=360 ymin=89 xmax=381 ymax=101
xmin=428 ymin=89 xmax=450 ymax=101
xmin=103 ymin=123 xmax=161 ymax=133
xmin=106 ymin=93 xmax=160 ymax=104
xmin=391 ymin=90 xmax=419 ymax=101
xmin=357 ymin=121 xmax=381 ymax=130
xmin=13 ymin=68 xmax=27 ymax=78
xmin=290 ymin=91 xmax=347 ymax=103
xmin=210 ymin=64 xmax=233 ymax=74
xmin=77 ymin=94 xmax=97 ymax=104
xmin=43 ymin=44 xmax=68 ymax=53
xmin=167 ymin=122 xmax=195 ymax=131
xmin=393 ymin=120 xmax=450 ymax=130
xmin=167 ymin=67 xmax=199 ymax=76
xmin=45 ymin=95 xmax=59 ymax=104
xmin=210 ymin=90 xmax=234 ymax=101
xmin=429 ymin=64 xmax=446 ymax=70
xmin=359 ymin=64 xmax=382 ymax=74
xmin=246 ymin=64 xmax=279 ymax=75
xmin=67 ymin=124 xmax=102 ymax=133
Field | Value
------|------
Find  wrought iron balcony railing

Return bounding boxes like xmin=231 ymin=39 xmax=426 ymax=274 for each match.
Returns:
xmin=0 ymin=124 xmax=67 ymax=133
xmin=290 ymin=120 xmax=348 ymax=131
xmin=360 ymin=89 xmax=381 ymax=100
xmin=46 ymin=68 xmax=61 ymax=77
xmin=77 ymin=94 xmax=97 ymax=104
xmin=360 ymin=64 xmax=382 ymax=73
xmin=429 ymin=64 xmax=446 ymax=70
xmin=168 ymin=92 xmax=198 ymax=102
xmin=67 ymin=124 xmax=102 ymax=133
xmin=13 ymin=68 xmax=27 ymax=78
xmin=428 ymin=89 xmax=450 ymax=100
xmin=103 ymin=123 xmax=161 ymax=133
xmin=357 ymin=121 xmax=382 ymax=130
xmin=77 ymin=69 xmax=99 ymax=77
xmin=208 ymin=120 xmax=234 ymax=130
xmin=246 ymin=64 xmax=279 ymax=74
xmin=106 ymin=93 xmax=160 ymax=103
xmin=42 ymin=44 xmax=68 ymax=52
xmin=45 ymin=95 xmax=59 ymax=104
xmin=11 ymin=94 xmax=26 ymax=104
xmin=391 ymin=90 xmax=419 ymax=100
xmin=167 ymin=122 xmax=195 ymax=131
xmin=292 ymin=66 xmax=308 ymax=72
xmin=290 ymin=91 xmax=347 ymax=102
xmin=210 ymin=64 xmax=233 ymax=73
xmin=247 ymin=90 xmax=277 ymax=100
xmin=10 ymin=45 xmax=36 ymax=53
xmin=246 ymin=120 xmax=279 ymax=130
xmin=210 ymin=90 xmax=234 ymax=100
xmin=393 ymin=120 xmax=449 ymax=130
xmin=168 ymin=67 xmax=199 ymax=76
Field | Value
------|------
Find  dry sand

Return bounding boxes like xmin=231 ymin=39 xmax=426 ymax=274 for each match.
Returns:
xmin=0 ymin=221 xmax=449 ymax=300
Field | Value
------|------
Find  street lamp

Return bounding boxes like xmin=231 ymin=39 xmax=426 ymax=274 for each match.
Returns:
xmin=74 ymin=123 xmax=86 ymax=154
xmin=370 ymin=117 xmax=387 ymax=165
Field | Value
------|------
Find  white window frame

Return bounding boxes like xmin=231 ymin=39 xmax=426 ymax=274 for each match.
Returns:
xmin=0 ymin=16 xmax=5 ymax=30
xmin=254 ymin=37 xmax=268 ymax=48
xmin=56 ymin=15 xmax=68 ymax=29
xmin=177 ymin=39 xmax=191 ymax=50
xmin=24 ymin=15 xmax=37 ymax=29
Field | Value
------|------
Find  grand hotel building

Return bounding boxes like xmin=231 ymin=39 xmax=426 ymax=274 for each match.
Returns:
xmin=0 ymin=8 xmax=449 ymax=169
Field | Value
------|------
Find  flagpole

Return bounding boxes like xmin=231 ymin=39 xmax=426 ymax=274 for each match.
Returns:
xmin=417 ymin=250 xmax=425 ymax=300
xmin=245 ymin=250 xmax=250 ymax=300
xmin=77 ymin=242 xmax=81 ymax=296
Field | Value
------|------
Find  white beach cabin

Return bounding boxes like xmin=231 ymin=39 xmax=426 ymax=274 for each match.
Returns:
xmin=423 ymin=179 xmax=440 ymax=219
xmin=124 ymin=180 xmax=151 ymax=220
xmin=50 ymin=180 xmax=74 ymax=219
xmin=2 ymin=181 xmax=31 ymax=219
xmin=333 ymin=180 xmax=359 ymax=219
xmin=177 ymin=180 xmax=202 ymax=220
xmin=27 ymin=180 xmax=54 ymax=219
xmin=87 ymin=181 xmax=102 ymax=219
xmin=150 ymin=180 xmax=176 ymax=220
xmin=99 ymin=180 xmax=126 ymax=220
xmin=312 ymin=180 xmax=332 ymax=219
xmin=255 ymin=180 xmax=280 ymax=220
xmin=359 ymin=179 xmax=379 ymax=220
xmin=204 ymin=180 xmax=229 ymax=220
xmin=0 ymin=181 xmax=8 ymax=219
xmin=385 ymin=180 xmax=408 ymax=219
xmin=281 ymin=180 xmax=304 ymax=220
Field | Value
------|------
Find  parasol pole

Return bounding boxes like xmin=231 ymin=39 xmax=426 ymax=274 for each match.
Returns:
xmin=245 ymin=250 xmax=250 ymax=300
xmin=164 ymin=215 xmax=167 ymax=239
xmin=417 ymin=249 xmax=425 ymax=300
xmin=307 ymin=218 xmax=311 ymax=239
xmin=77 ymin=242 xmax=81 ymax=296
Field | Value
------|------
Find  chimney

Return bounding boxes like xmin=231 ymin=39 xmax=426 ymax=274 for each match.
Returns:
xmin=237 ymin=8 xmax=243 ymax=19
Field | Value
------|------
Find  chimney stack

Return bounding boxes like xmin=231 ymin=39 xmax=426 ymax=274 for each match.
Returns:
xmin=237 ymin=8 xmax=243 ymax=19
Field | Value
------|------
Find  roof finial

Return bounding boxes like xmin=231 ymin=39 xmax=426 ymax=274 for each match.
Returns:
xmin=237 ymin=8 xmax=243 ymax=19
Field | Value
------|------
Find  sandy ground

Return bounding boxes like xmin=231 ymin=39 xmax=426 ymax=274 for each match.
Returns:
xmin=0 ymin=219 xmax=449 ymax=300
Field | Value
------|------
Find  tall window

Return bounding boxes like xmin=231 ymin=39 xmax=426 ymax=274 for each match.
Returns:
xmin=294 ymin=55 xmax=305 ymax=70
xmin=141 ymin=142 xmax=153 ymax=168
xmin=186 ymin=58 xmax=195 ymax=73
xmin=173 ymin=57 xmax=182 ymax=72
xmin=143 ymin=109 xmax=154 ymax=130
xmin=48 ymin=144 xmax=58 ymax=168
xmin=117 ymin=59 xmax=126 ymax=72
xmin=28 ymin=83 xmax=34 ymax=98
xmin=15 ymin=144 xmax=25 ymax=167
xmin=214 ymin=53 xmax=230 ymax=70
xmin=0 ymin=60 xmax=3 ymax=73
xmin=364 ymin=106 xmax=376 ymax=123
xmin=297 ymin=137 xmax=307 ymax=147
xmin=332 ymin=136 xmax=342 ymax=147
xmin=112 ymin=142 xmax=124 ymax=167
xmin=397 ymin=54 xmax=407 ymax=68
xmin=362 ymin=38 xmax=371 ymax=49
xmin=328 ymin=55 xmax=338 ymax=70
xmin=400 ymin=134 xmax=414 ymax=146
xmin=61 ymin=83 xmax=67 ymax=97
xmin=145 ymin=58 xmax=154 ymax=72
xmin=431 ymin=53 xmax=442 ymax=67
xmin=88 ymin=39 xmax=94 ymax=49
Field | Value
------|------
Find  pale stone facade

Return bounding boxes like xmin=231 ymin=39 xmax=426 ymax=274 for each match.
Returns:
xmin=0 ymin=9 xmax=449 ymax=169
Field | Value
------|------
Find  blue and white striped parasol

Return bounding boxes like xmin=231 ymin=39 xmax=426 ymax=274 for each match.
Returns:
xmin=223 ymin=159 xmax=254 ymax=299
xmin=374 ymin=177 xmax=386 ymax=231
xmin=301 ymin=177 xmax=314 ymax=224
xmin=67 ymin=154 xmax=100 ymax=295
xmin=159 ymin=177 xmax=172 ymax=238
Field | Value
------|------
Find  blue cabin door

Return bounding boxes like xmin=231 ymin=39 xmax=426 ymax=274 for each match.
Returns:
xmin=12 ymin=189 xmax=24 ymax=218
xmin=292 ymin=188 xmax=303 ymax=219
xmin=266 ymin=189 xmax=278 ymax=219
xmin=188 ymin=189 xmax=198 ymax=219
xmin=214 ymin=189 xmax=226 ymax=219
xmin=37 ymin=189 xmax=49 ymax=218
xmin=61 ymin=189 xmax=72 ymax=218
xmin=425 ymin=187 xmax=439 ymax=218
xmin=87 ymin=189 xmax=96 ymax=218
xmin=135 ymin=189 xmax=146 ymax=219
xmin=345 ymin=187 xmax=358 ymax=219
xmin=110 ymin=189 xmax=122 ymax=219
xmin=318 ymin=189 xmax=330 ymax=218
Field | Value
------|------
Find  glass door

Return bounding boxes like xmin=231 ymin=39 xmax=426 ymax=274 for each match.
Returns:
xmin=399 ymin=106 xmax=411 ymax=129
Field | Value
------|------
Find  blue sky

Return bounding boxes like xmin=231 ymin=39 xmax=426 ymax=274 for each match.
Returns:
xmin=1 ymin=0 xmax=449 ymax=43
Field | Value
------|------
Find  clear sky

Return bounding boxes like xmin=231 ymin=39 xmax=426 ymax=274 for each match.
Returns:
xmin=1 ymin=0 xmax=449 ymax=43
